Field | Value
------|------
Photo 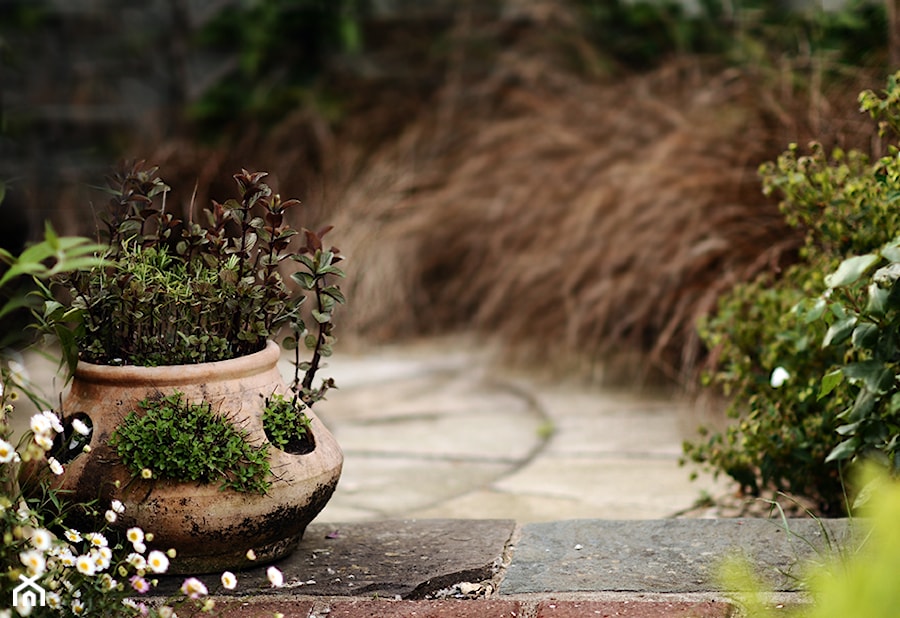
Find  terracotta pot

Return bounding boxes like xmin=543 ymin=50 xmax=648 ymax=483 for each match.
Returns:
xmin=43 ymin=341 xmax=342 ymax=574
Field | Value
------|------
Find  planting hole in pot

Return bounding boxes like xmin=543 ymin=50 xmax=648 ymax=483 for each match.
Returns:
xmin=265 ymin=423 xmax=316 ymax=455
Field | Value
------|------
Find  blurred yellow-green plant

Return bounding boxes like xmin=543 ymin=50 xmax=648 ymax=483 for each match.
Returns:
xmin=719 ymin=465 xmax=900 ymax=618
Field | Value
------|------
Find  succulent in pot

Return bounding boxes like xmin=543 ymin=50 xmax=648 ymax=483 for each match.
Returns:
xmin=29 ymin=161 xmax=346 ymax=573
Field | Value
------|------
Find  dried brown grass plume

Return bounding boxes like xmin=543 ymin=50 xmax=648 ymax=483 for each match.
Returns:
xmin=145 ymin=7 xmax=879 ymax=385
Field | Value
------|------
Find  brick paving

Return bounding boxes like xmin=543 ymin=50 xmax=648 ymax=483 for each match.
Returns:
xmin=533 ymin=600 xmax=734 ymax=617
xmin=215 ymin=598 xmax=736 ymax=617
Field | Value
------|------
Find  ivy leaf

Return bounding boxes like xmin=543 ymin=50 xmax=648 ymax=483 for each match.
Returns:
xmin=824 ymin=253 xmax=879 ymax=288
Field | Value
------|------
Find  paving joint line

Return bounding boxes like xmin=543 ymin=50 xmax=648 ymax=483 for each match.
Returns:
xmin=477 ymin=375 xmax=555 ymax=477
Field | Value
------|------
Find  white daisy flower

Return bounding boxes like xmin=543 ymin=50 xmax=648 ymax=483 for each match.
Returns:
xmin=72 ymin=418 xmax=91 ymax=436
xmin=0 ymin=439 xmax=17 ymax=463
xmin=34 ymin=434 xmax=54 ymax=452
xmin=47 ymin=457 xmax=64 ymax=475
xmin=29 ymin=414 xmax=51 ymax=436
xmin=31 ymin=528 xmax=52 ymax=551
xmin=147 ymin=549 xmax=169 ymax=574
xmin=220 ymin=571 xmax=237 ymax=590
xmin=46 ymin=591 xmax=62 ymax=609
xmin=42 ymin=410 xmax=64 ymax=434
xmin=126 ymin=552 xmax=147 ymax=569
xmin=20 ymin=549 xmax=46 ymax=576
xmin=85 ymin=532 xmax=107 ymax=547
xmin=75 ymin=554 xmax=96 ymax=576
xmin=180 ymin=577 xmax=208 ymax=599
xmin=267 ymin=566 xmax=284 ymax=588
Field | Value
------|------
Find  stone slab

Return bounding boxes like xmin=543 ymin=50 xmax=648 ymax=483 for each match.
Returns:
xmin=194 ymin=519 xmax=515 ymax=600
xmin=546 ymin=411 xmax=687 ymax=457
xmin=492 ymin=456 xmax=728 ymax=519
xmin=334 ymin=407 xmax=542 ymax=461
xmin=501 ymin=519 xmax=852 ymax=594
xmin=408 ymin=489 xmax=609 ymax=523
xmin=320 ymin=456 xmax=514 ymax=520
xmin=534 ymin=600 xmax=734 ymax=617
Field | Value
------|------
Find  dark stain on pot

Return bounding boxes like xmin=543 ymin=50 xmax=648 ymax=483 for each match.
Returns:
xmin=183 ymin=477 xmax=340 ymax=546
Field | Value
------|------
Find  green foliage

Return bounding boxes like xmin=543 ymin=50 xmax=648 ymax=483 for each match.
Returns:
xmin=576 ymin=0 xmax=729 ymax=69
xmin=685 ymin=72 xmax=900 ymax=513
xmin=719 ymin=466 xmax=900 ymax=618
xmin=110 ymin=392 xmax=271 ymax=494
xmin=189 ymin=0 xmax=364 ymax=135
xmin=809 ymin=238 xmax=900 ymax=472
xmin=574 ymin=0 xmax=886 ymax=72
xmin=263 ymin=393 xmax=312 ymax=452
xmin=40 ymin=161 xmax=346 ymax=390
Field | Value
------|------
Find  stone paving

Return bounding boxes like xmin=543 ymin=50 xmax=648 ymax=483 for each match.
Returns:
xmin=14 ymin=335 xmax=732 ymax=520
xmin=305 ymin=337 xmax=733 ymax=524
xmin=175 ymin=516 xmax=851 ymax=617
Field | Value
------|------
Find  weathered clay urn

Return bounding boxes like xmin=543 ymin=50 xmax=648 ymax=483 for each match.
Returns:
xmin=46 ymin=341 xmax=342 ymax=574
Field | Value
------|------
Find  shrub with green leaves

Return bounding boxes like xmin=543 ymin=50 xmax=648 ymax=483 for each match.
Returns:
xmin=685 ymin=72 xmax=900 ymax=513
xmin=109 ymin=392 xmax=271 ymax=494
xmin=809 ymin=238 xmax=900 ymax=472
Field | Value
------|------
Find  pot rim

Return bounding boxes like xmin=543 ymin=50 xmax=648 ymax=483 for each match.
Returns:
xmin=72 ymin=340 xmax=281 ymax=386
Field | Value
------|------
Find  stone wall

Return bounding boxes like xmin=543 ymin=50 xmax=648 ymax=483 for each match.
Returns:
xmin=0 ymin=0 xmax=460 ymax=241
xmin=0 ymin=0 xmax=231 ymax=239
